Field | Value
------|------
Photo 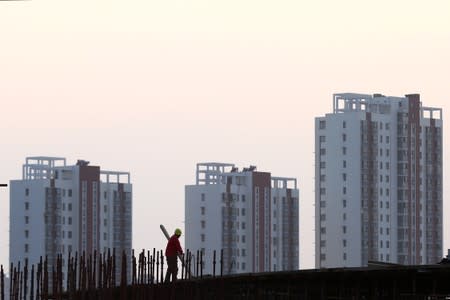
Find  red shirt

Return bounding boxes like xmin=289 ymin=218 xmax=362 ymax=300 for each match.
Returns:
xmin=165 ymin=234 xmax=183 ymax=257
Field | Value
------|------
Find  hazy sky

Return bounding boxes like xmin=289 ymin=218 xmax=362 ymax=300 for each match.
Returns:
xmin=1 ymin=0 xmax=450 ymax=271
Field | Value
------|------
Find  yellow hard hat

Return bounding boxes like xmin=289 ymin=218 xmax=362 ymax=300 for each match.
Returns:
xmin=175 ymin=228 xmax=182 ymax=236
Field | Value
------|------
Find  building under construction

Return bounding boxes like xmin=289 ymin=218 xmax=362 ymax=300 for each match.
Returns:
xmin=3 ymin=249 xmax=450 ymax=299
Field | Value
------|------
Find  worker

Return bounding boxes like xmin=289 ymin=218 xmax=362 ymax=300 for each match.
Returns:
xmin=164 ymin=228 xmax=184 ymax=283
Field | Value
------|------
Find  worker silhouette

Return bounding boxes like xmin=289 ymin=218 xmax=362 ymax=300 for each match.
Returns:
xmin=164 ymin=228 xmax=184 ymax=283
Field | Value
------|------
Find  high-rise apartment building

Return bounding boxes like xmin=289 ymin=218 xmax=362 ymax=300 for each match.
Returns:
xmin=10 ymin=157 xmax=132 ymax=278
xmin=185 ymin=163 xmax=299 ymax=275
xmin=315 ymin=93 xmax=442 ymax=268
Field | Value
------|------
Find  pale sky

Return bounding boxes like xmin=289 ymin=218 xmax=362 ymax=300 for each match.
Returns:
xmin=1 ymin=0 xmax=450 ymax=271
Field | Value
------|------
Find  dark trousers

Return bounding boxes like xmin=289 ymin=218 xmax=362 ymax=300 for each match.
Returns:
xmin=164 ymin=255 xmax=178 ymax=283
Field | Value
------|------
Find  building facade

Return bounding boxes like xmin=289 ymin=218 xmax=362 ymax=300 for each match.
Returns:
xmin=10 ymin=157 xmax=132 ymax=279
xmin=315 ymin=93 xmax=442 ymax=268
xmin=185 ymin=163 xmax=299 ymax=275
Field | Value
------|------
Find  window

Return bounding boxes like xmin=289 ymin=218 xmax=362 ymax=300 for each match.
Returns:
xmin=242 ymin=222 xmax=246 ymax=229
xmin=25 ymin=216 xmax=29 ymax=224
xmin=242 ymin=195 xmax=246 ymax=202
xmin=386 ymin=136 xmax=390 ymax=143
xmin=68 ymin=189 xmax=72 ymax=197
xmin=320 ymin=135 xmax=326 ymax=142
xmin=242 ymin=249 xmax=246 ymax=257
xmin=104 ymin=205 xmax=107 ymax=213
xmin=386 ymin=241 xmax=390 ymax=248
xmin=68 ymin=231 xmax=72 ymax=239
xmin=25 ymin=202 xmax=29 ymax=210
xmin=273 ymin=224 xmax=277 ymax=231
xmin=241 ymin=208 xmax=246 ymax=216
xmin=343 ymin=160 xmax=347 ymax=168
xmin=25 ymin=230 xmax=29 ymax=238
xmin=68 ymin=203 xmax=72 ymax=211
xmin=343 ymin=199 xmax=347 ymax=208
xmin=201 ymin=206 xmax=205 ymax=215
xmin=320 ymin=201 xmax=326 ymax=208
xmin=242 ymin=262 xmax=246 ymax=270
xmin=386 ymin=149 xmax=390 ymax=156
xmin=320 ymin=254 xmax=326 ymax=260
xmin=343 ymin=187 xmax=346 ymax=194
xmin=320 ymin=148 xmax=326 ymax=155
xmin=242 ymin=235 xmax=246 ymax=243
xmin=25 ymin=244 xmax=29 ymax=253
xmin=320 ymin=174 xmax=326 ymax=182
xmin=320 ymin=214 xmax=326 ymax=221
xmin=380 ymin=240 xmax=383 ymax=248
xmin=104 ymin=232 xmax=107 ymax=241
xmin=342 ymin=226 xmax=347 ymax=234
xmin=342 ymin=173 xmax=347 ymax=181
xmin=319 ymin=120 xmax=326 ymax=129
xmin=201 ymin=193 xmax=205 ymax=201
xmin=103 ymin=218 xmax=106 ymax=226
xmin=201 ymin=220 xmax=205 ymax=229
xmin=342 ymin=134 xmax=346 ymax=142
xmin=25 ymin=188 xmax=29 ymax=196
xmin=343 ymin=253 xmax=347 ymax=260
xmin=343 ymin=239 xmax=347 ymax=247
xmin=320 ymin=227 xmax=326 ymax=234
xmin=380 ymin=227 xmax=383 ymax=235
xmin=342 ymin=147 xmax=347 ymax=155
xmin=343 ymin=121 xmax=346 ymax=128
xmin=320 ymin=240 xmax=326 ymax=247
xmin=386 ymin=228 xmax=390 ymax=235
xmin=320 ymin=188 xmax=326 ymax=195
xmin=343 ymin=213 xmax=346 ymax=221
xmin=320 ymin=162 xmax=326 ymax=169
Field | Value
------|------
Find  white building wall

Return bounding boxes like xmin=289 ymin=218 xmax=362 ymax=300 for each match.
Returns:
xmin=186 ymin=181 xmax=253 ymax=274
xmin=10 ymin=180 xmax=46 ymax=266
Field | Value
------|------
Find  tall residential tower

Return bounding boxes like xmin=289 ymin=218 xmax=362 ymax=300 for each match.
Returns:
xmin=10 ymin=157 xmax=132 ymax=278
xmin=185 ymin=163 xmax=299 ymax=274
xmin=315 ymin=93 xmax=442 ymax=268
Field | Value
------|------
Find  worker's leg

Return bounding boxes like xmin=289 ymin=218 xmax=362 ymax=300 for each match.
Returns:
xmin=165 ymin=256 xmax=178 ymax=282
